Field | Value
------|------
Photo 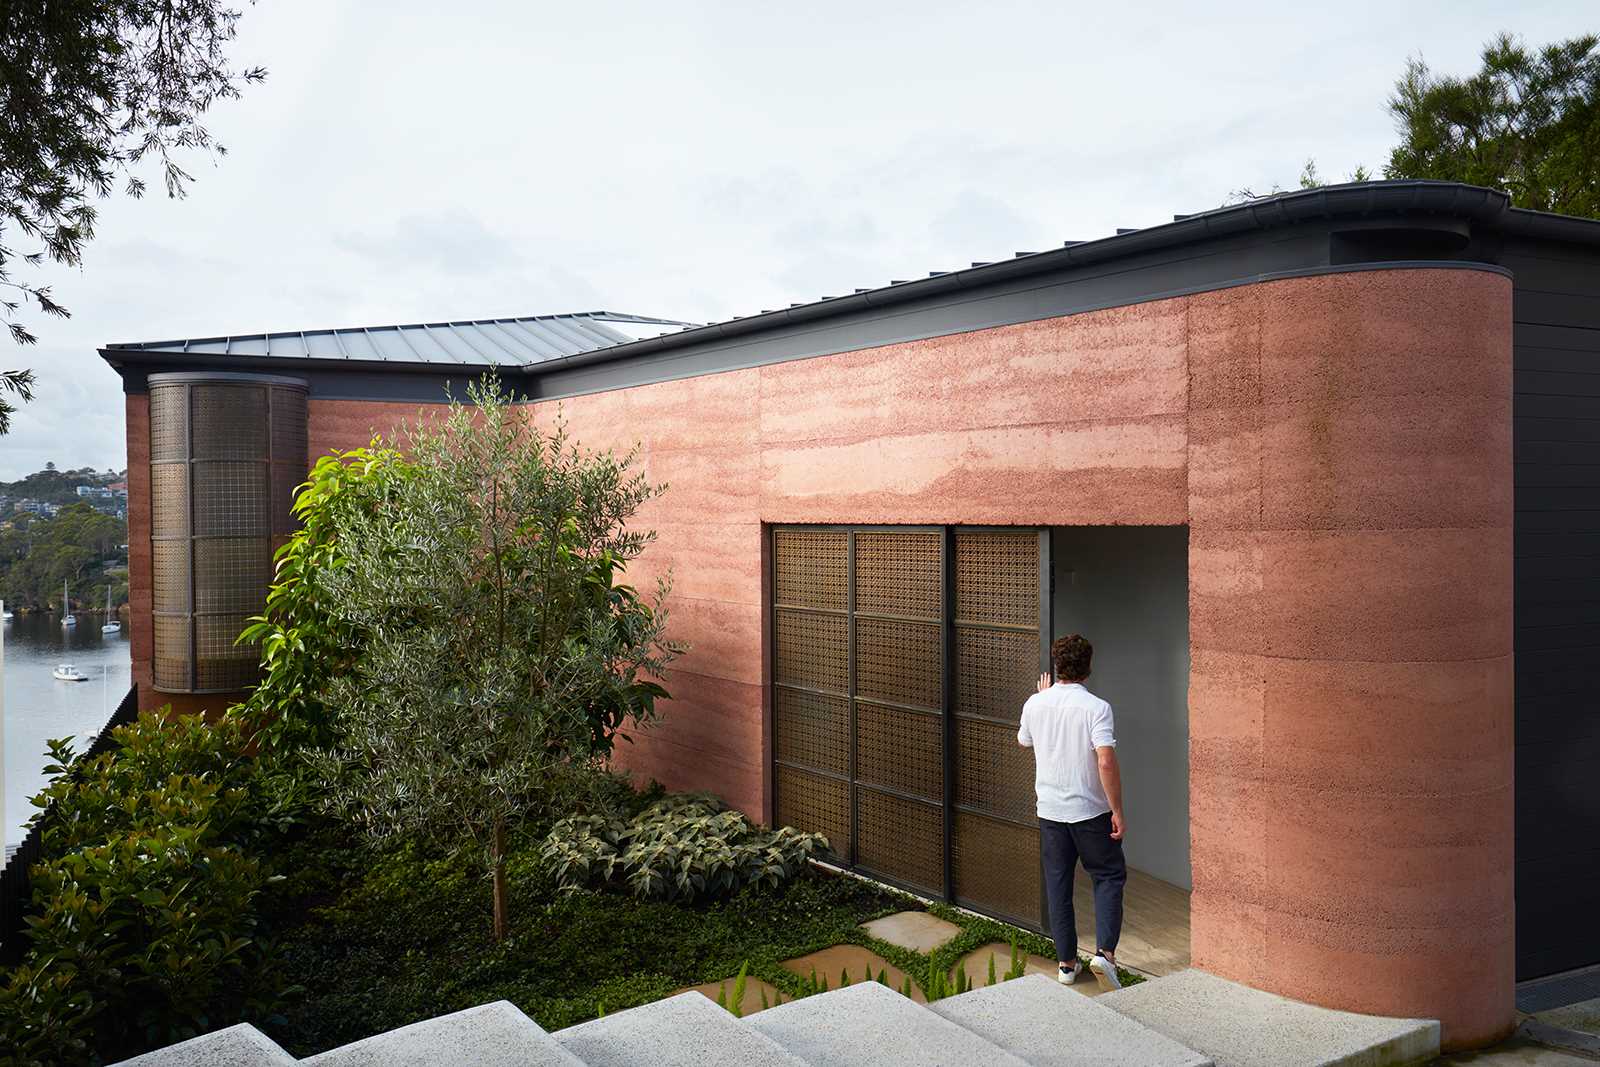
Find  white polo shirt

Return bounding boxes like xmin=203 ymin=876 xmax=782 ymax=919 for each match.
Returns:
xmin=1017 ymin=682 xmax=1116 ymax=824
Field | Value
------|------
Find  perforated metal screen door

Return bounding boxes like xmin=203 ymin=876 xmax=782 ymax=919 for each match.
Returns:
xmin=771 ymin=526 xmax=1049 ymax=929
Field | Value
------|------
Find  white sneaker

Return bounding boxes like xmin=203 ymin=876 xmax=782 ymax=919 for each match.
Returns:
xmin=1090 ymin=952 xmax=1123 ymax=991
xmin=1058 ymin=960 xmax=1083 ymax=985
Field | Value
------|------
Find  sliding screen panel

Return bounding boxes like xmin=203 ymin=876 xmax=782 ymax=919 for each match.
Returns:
xmin=951 ymin=529 xmax=1047 ymax=928
xmin=771 ymin=529 xmax=852 ymax=861
xmin=770 ymin=524 xmax=1045 ymax=923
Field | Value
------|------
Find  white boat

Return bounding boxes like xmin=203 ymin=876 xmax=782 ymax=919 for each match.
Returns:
xmin=1 ymin=608 xmax=12 ymax=621
xmin=101 ymin=586 xmax=120 ymax=634
xmin=53 ymin=663 xmax=89 ymax=682
xmin=61 ymin=579 xmax=76 ymax=628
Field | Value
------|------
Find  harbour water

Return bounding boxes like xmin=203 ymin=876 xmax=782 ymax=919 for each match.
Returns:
xmin=2 ymin=611 xmax=132 ymax=847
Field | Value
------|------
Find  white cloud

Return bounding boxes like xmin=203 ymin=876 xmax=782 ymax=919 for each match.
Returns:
xmin=1 ymin=0 xmax=1593 ymax=479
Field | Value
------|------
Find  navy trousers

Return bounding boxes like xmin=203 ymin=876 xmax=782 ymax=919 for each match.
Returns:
xmin=1040 ymin=811 xmax=1126 ymax=962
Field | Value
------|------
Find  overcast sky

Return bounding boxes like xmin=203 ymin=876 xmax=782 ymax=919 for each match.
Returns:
xmin=0 ymin=0 xmax=1592 ymax=480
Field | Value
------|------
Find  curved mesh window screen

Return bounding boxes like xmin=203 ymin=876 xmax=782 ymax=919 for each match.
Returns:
xmin=147 ymin=373 xmax=307 ymax=693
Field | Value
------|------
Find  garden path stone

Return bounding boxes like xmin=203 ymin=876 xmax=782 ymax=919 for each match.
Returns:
xmin=677 ymin=974 xmax=784 ymax=1015
xmin=109 ymin=1024 xmax=296 ymax=1067
xmin=859 ymin=910 xmax=963 ymax=954
xmin=781 ymin=943 xmax=927 ymax=1002
xmin=553 ymin=990 xmax=806 ymax=1066
xmin=931 ymin=973 xmax=1212 ymax=1066
xmin=1099 ymin=969 xmax=1440 ymax=1067
xmin=949 ymin=940 xmax=1101 ymax=997
xmin=747 ymin=978 xmax=1031 ymax=1067
xmin=301 ymin=1000 xmax=581 ymax=1067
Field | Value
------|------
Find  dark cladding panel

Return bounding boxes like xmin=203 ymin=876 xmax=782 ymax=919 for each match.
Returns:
xmin=1506 ymin=253 xmax=1600 ymax=980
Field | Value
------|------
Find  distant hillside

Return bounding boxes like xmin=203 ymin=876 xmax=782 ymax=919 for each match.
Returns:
xmin=0 ymin=502 xmax=128 ymax=612
xmin=1 ymin=464 xmax=125 ymax=508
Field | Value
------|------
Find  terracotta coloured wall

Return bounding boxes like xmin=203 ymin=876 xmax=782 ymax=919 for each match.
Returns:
xmin=1185 ymin=268 xmax=1514 ymax=1049
xmin=529 ymin=267 xmax=1512 ymax=1048
xmin=525 ymin=295 xmax=1191 ymax=818
xmin=118 ymin=266 xmax=1513 ymax=1045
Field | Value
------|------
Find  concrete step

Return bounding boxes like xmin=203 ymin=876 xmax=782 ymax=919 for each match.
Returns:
xmin=1099 ymin=969 xmax=1441 ymax=1067
xmin=108 ymin=1023 xmax=296 ymax=1066
xmin=930 ymin=973 xmax=1213 ymax=1067
xmin=554 ymin=990 xmax=807 ymax=1066
xmin=303 ymin=1000 xmax=581 ymax=1066
xmin=746 ymin=979 xmax=1032 ymax=1066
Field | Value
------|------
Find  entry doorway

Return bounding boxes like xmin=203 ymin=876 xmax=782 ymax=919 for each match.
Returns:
xmin=1053 ymin=525 xmax=1191 ymax=974
xmin=768 ymin=524 xmax=1191 ymax=973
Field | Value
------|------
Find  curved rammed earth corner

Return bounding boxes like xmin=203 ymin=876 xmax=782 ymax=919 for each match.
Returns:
xmin=1185 ymin=268 xmax=1515 ymax=1050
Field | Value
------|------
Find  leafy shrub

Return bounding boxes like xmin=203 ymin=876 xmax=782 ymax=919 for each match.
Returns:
xmin=0 ymin=711 xmax=303 ymax=1065
xmin=542 ymin=793 xmax=825 ymax=903
xmin=237 ymin=441 xmax=410 ymax=754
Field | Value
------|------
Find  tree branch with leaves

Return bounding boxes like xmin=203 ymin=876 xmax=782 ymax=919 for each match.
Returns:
xmin=0 ymin=0 xmax=265 ymax=344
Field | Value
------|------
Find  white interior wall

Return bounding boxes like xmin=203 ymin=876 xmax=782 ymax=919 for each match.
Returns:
xmin=1050 ymin=526 xmax=1190 ymax=889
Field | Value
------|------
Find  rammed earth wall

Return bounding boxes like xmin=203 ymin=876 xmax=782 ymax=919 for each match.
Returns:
xmin=117 ymin=266 xmax=1515 ymax=1048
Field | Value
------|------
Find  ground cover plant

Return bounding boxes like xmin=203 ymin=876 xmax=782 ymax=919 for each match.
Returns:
xmin=542 ymin=792 xmax=827 ymax=902
xmin=259 ymin=796 xmax=1141 ymax=1057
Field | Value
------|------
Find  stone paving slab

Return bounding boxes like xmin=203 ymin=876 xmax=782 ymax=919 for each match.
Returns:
xmin=860 ymin=910 xmax=964 ymax=954
xmin=1100 ymin=969 xmax=1440 ymax=1067
xmin=782 ymin=943 xmax=927 ymax=1002
xmin=678 ymin=973 xmax=785 ymax=1016
xmin=749 ymin=978 xmax=1031 ymax=1066
xmin=554 ymin=991 xmax=806 ymax=1066
xmin=110 ymin=1024 xmax=296 ymax=1067
xmin=303 ymin=1000 xmax=581 ymax=1067
xmin=932 ymin=974 xmax=1213 ymax=1067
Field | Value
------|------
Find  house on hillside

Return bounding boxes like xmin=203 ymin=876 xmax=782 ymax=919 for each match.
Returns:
xmin=99 ymin=181 xmax=1600 ymax=1050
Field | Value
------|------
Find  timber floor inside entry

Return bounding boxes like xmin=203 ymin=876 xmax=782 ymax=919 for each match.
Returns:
xmin=1071 ymin=867 xmax=1190 ymax=978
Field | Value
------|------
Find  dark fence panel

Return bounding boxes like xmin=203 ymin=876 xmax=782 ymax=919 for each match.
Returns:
xmin=0 ymin=685 xmax=141 ymax=966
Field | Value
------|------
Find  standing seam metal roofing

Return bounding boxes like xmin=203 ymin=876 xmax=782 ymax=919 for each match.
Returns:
xmin=106 ymin=181 xmax=1600 ymax=375
xmin=106 ymin=312 xmax=697 ymax=365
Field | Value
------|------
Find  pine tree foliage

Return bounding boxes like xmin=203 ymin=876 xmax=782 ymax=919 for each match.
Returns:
xmin=1387 ymin=32 xmax=1600 ymax=217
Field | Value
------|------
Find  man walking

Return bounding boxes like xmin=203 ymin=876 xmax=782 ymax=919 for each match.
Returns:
xmin=1018 ymin=633 xmax=1127 ymax=990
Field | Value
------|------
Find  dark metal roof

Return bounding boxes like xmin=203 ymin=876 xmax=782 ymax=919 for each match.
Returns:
xmin=105 ymin=311 xmax=698 ymax=365
xmin=103 ymin=181 xmax=1600 ymax=390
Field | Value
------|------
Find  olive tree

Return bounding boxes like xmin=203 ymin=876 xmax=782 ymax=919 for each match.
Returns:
xmin=310 ymin=376 xmax=676 ymax=940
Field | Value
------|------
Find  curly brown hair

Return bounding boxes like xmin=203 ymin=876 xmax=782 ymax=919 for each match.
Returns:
xmin=1052 ymin=633 xmax=1093 ymax=682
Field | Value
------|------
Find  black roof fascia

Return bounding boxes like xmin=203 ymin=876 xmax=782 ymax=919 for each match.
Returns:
xmin=103 ymin=180 xmax=1581 ymax=403
xmin=101 ymin=349 xmax=499 ymax=401
xmin=515 ymin=181 xmax=1511 ymax=384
